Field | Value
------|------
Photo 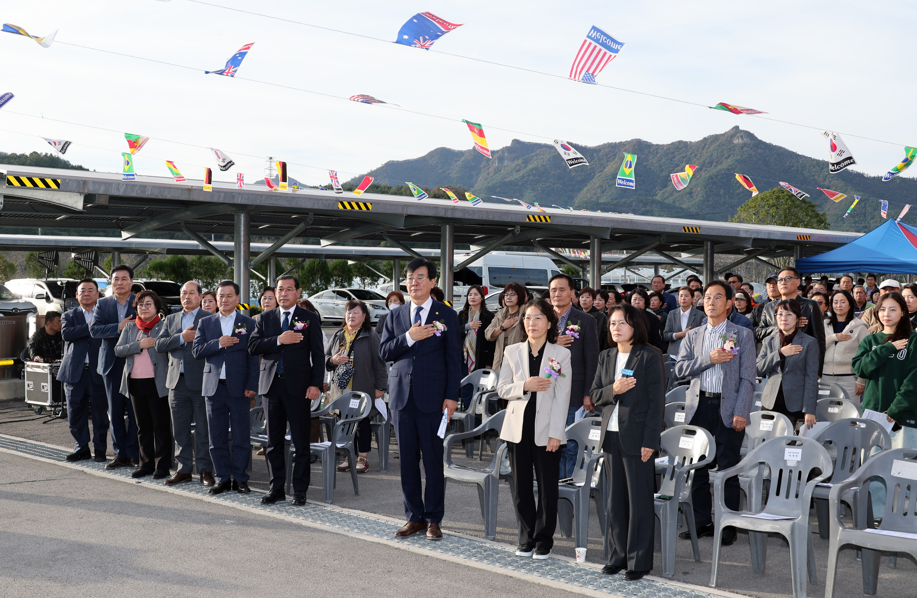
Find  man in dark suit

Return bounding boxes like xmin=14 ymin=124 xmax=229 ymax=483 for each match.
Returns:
xmin=89 ymin=264 xmax=139 ymax=469
xmin=155 ymin=281 xmax=213 ymax=487
xmin=191 ymin=281 xmax=259 ymax=495
xmin=548 ymin=273 xmax=599 ymax=478
xmin=755 ymin=267 xmax=826 ymax=375
xmin=380 ymin=258 xmax=461 ymax=541
xmin=249 ymin=275 xmax=324 ymax=506
xmin=59 ymin=279 xmax=109 ymax=462
xmin=663 ymin=286 xmax=706 ymax=356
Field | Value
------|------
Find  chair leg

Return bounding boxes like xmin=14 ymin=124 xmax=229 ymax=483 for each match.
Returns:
xmin=682 ymin=503 xmax=701 ymax=562
xmin=575 ymin=489 xmax=589 ymax=550
xmin=824 ymin=536 xmax=841 ymax=598
xmin=709 ymin=520 xmax=723 ymax=588
xmin=806 ymin=525 xmax=818 ymax=584
xmin=483 ymin=478 xmax=498 ymax=540
xmin=789 ymin=528 xmax=808 ymax=598
xmin=861 ymin=548 xmax=881 ymax=596
xmin=889 ymin=553 xmax=898 ymax=569
xmin=660 ymin=506 xmax=675 ymax=578
xmin=323 ymin=450 xmax=334 ymax=503
xmin=557 ymin=498 xmax=573 ymax=538
xmin=814 ymin=497 xmax=830 ymax=540
xmin=285 ymin=448 xmax=293 ymax=496
xmin=349 ymin=448 xmax=360 ymax=495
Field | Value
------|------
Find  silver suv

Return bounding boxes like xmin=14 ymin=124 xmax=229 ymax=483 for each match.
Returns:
xmin=5 ymin=278 xmax=79 ymax=316
xmin=0 ymin=283 xmax=36 ymax=317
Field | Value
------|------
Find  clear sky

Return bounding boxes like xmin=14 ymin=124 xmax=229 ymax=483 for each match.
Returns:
xmin=0 ymin=0 xmax=913 ymax=189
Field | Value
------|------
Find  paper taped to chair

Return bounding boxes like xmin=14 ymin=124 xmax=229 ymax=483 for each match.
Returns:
xmin=350 ymin=398 xmax=360 ymax=409
xmin=759 ymin=420 xmax=773 ymax=431
xmin=784 ymin=447 xmax=802 ymax=462
xmin=679 ymin=436 xmax=694 ymax=449
xmin=674 ymin=412 xmax=685 ymax=422
xmin=588 ymin=429 xmax=601 ymax=441
xmin=891 ymin=458 xmax=917 ymax=481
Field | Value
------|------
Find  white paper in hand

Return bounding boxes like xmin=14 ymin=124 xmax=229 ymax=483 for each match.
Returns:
xmin=863 ymin=409 xmax=895 ymax=433
xmin=374 ymin=398 xmax=388 ymax=422
xmin=437 ymin=409 xmax=449 ymax=439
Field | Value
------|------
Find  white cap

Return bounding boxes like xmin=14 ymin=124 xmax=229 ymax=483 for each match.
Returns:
xmin=878 ymin=279 xmax=901 ymax=289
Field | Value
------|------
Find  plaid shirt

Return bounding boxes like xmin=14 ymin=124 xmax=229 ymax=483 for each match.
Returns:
xmin=27 ymin=328 xmax=63 ymax=361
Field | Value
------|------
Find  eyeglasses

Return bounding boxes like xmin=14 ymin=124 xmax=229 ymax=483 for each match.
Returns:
xmin=704 ymin=294 xmax=725 ymax=302
xmin=137 ymin=302 xmax=157 ymax=308
xmin=776 ymin=313 xmax=796 ymax=319
xmin=406 ymin=275 xmax=428 ymax=283
xmin=503 ymin=292 xmax=517 ymax=297
xmin=777 ymin=276 xmax=798 ymax=283
xmin=522 ymin=315 xmax=545 ymax=323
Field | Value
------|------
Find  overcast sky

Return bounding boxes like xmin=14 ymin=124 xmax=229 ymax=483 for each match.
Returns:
xmin=1 ymin=0 xmax=914 ymax=189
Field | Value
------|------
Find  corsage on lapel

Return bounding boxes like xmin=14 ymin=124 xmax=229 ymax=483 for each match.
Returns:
xmin=431 ymin=320 xmax=447 ymax=336
xmin=719 ymin=332 xmax=739 ymax=355
xmin=234 ymin=323 xmax=248 ymax=335
xmin=292 ymin=318 xmax=308 ymax=331
xmin=565 ymin=321 xmax=581 ymax=339
xmin=544 ymin=357 xmax=566 ymax=379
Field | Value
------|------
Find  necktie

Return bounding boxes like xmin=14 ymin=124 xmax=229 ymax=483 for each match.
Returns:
xmin=414 ymin=306 xmax=422 ymax=326
xmin=278 ymin=311 xmax=290 ymax=375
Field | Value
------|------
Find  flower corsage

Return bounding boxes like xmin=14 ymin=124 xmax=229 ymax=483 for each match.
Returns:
xmin=543 ymin=357 xmax=566 ymax=379
xmin=565 ymin=321 xmax=581 ymax=339
xmin=292 ymin=319 xmax=308 ymax=331
xmin=234 ymin=323 xmax=248 ymax=335
xmin=431 ymin=320 xmax=447 ymax=336
xmin=719 ymin=333 xmax=739 ymax=355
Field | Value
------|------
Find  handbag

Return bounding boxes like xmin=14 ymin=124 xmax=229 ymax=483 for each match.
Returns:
xmin=332 ymin=335 xmax=357 ymax=389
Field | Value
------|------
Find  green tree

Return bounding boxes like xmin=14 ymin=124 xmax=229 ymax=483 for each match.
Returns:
xmin=61 ymin=259 xmax=88 ymax=279
xmin=25 ymin=252 xmax=49 ymax=278
xmin=729 ymin=187 xmax=830 ymax=230
xmin=296 ymin=259 xmax=332 ymax=296
xmin=561 ymin=264 xmax=582 ymax=278
xmin=189 ymin=256 xmax=231 ymax=292
xmin=145 ymin=255 xmax=194 ymax=284
xmin=0 ymin=255 xmax=16 ymax=283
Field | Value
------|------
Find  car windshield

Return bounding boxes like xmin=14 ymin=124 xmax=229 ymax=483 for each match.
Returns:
xmin=348 ymin=289 xmax=385 ymax=301
xmin=42 ymin=281 xmax=80 ymax=299
xmin=0 ymin=285 xmax=17 ymax=300
xmin=141 ymin=282 xmax=181 ymax=296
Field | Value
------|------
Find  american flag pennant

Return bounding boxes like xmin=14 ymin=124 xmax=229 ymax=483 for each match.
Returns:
xmin=881 ymin=200 xmax=889 ymax=219
xmin=569 ymin=26 xmax=624 ymax=83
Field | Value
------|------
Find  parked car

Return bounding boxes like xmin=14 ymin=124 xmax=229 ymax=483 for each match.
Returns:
xmin=6 ymin=278 xmax=81 ymax=316
xmin=308 ymin=288 xmax=389 ymax=324
xmin=0 ymin=284 xmax=37 ymax=317
xmin=104 ymin=279 xmax=182 ymax=314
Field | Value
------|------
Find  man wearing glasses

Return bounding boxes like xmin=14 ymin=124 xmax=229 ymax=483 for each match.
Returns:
xmin=755 ymin=267 xmax=826 ymax=376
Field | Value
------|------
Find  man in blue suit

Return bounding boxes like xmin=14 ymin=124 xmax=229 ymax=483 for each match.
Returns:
xmin=380 ymin=258 xmax=461 ymax=541
xmin=59 ymin=279 xmax=109 ymax=462
xmin=192 ymin=280 xmax=259 ymax=496
xmin=89 ymin=264 xmax=139 ymax=469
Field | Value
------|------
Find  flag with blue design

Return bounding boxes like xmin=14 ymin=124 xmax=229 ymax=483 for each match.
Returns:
xmin=616 ymin=154 xmax=637 ymax=189
xmin=0 ymin=92 xmax=12 ymax=110
xmin=329 ymin=170 xmax=343 ymax=194
xmin=205 ymin=43 xmax=254 ymax=77
xmin=881 ymin=200 xmax=889 ymax=219
xmin=2 ymin=24 xmax=57 ymax=48
xmin=464 ymin=192 xmax=483 ymax=207
xmin=569 ymin=26 xmax=624 ymax=83
xmin=897 ymin=205 xmax=911 ymax=223
xmin=580 ymin=72 xmax=597 ymax=85
xmin=122 ymin=153 xmax=136 ymax=182
xmin=394 ymin=13 xmax=462 ymax=50
xmin=407 ymin=182 xmax=428 ymax=201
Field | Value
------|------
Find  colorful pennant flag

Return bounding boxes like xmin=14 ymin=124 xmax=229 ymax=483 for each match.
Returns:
xmin=533 ymin=203 xmax=546 ymax=213
xmin=1 ymin=24 xmax=57 ymax=48
xmin=735 ymin=173 xmax=758 ymax=197
xmin=817 ymin=188 xmax=847 ymax=202
xmin=407 ymin=182 xmax=428 ymax=201
xmin=463 ymin=120 xmax=492 ymax=159
xmin=897 ymin=205 xmax=911 ymax=222
xmin=394 ymin=13 xmax=462 ymax=50
xmin=211 ymin=149 xmax=235 ymax=172
xmin=165 ymin=160 xmax=186 ymax=182
xmin=552 ymin=140 xmax=588 ymax=168
xmin=670 ymin=165 xmax=696 ymax=191
xmin=42 ymin=138 xmax=71 ymax=155
xmin=203 ymin=168 xmax=213 ymax=192
xmin=349 ymin=94 xmax=397 ymax=105
xmin=881 ymin=200 xmax=889 ymax=219
xmin=710 ymin=103 xmax=766 ymax=115
xmin=122 ymin=153 xmax=135 ymax=182
xmin=236 ymin=173 xmax=245 ymax=189
xmin=441 ymin=188 xmax=460 ymax=204
xmin=275 ymin=161 xmax=288 ymax=191
xmin=0 ymin=92 xmax=12 ymax=110
xmin=464 ymin=192 xmax=483 ymax=207
xmin=779 ymin=182 xmax=810 ymax=200
xmin=124 ymin=133 xmax=149 ymax=155
xmin=822 ymin=130 xmax=857 ymax=173
xmin=616 ymin=154 xmax=637 ymax=189
xmin=580 ymin=72 xmax=597 ymax=85
xmin=205 ymin=43 xmax=254 ymax=77
xmin=883 ymin=146 xmax=917 ymax=182
xmin=329 ymin=170 xmax=343 ymax=194
xmin=569 ymin=26 xmax=624 ymax=83
xmin=843 ymin=196 xmax=860 ymax=219
xmin=264 ymin=177 xmax=279 ymax=191
xmin=352 ymin=176 xmax=373 ymax=196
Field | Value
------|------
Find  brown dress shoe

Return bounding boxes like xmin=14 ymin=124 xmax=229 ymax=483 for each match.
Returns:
xmin=200 ymin=471 xmax=216 ymax=487
xmin=394 ymin=521 xmax=428 ymax=538
xmin=164 ymin=472 xmax=192 ymax=486
xmin=427 ymin=522 xmax=443 ymax=541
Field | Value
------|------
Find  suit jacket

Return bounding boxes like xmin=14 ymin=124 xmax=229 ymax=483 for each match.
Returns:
xmin=114 ymin=320 xmax=169 ymax=398
xmin=642 ymin=310 xmax=666 ymax=353
xmin=379 ymin=299 xmax=461 ymax=413
xmin=248 ymin=306 xmax=324 ymax=396
xmin=586 ymin=307 xmax=609 ymax=351
xmin=58 ymin=306 xmax=102 ymax=385
xmin=154 ymin=309 xmax=208 ymax=392
xmin=662 ymin=306 xmax=705 ymax=356
xmin=191 ymin=311 xmax=259 ymax=399
xmin=756 ymin=295 xmax=826 ymax=375
xmin=591 ymin=344 xmax=665 ymax=455
xmin=674 ymin=320 xmax=756 ymax=428
xmin=496 ymin=341 xmax=572 ymax=446
xmin=756 ymin=331 xmax=820 ymax=414
xmin=559 ymin=306 xmax=599 ymax=409
xmin=89 ymin=294 xmax=136 ymax=376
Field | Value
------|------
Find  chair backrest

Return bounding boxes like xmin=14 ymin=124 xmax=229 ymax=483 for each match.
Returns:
xmin=855 ymin=449 xmax=917 ymax=533
xmin=665 ymin=385 xmax=687 ymax=405
xmin=745 ymin=411 xmax=794 ymax=451
xmin=816 ymin=397 xmax=862 ymax=422
xmin=249 ymin=406 xmax=266 ymax=436
xmin=327 ymin=392 xmax=372 ymax=446
xmin=663 ymin=361 xmax=675 ymax=389
xmin=818 ymin=383 xmax=849 ymax=402
xmin=664 ymin=401 xmax=687 ymax=429
xmin=563 ymin=417 xmax=604 ymax=485
xmin=744 ymin=436 xmax=833 ymax=516
xmin=457 ymin=369 xmax=499 ymax=414
xmin=813 ymin=418 xmax=892 ymax=484
xmin=657 ymin=425 xmax=715 ymax=500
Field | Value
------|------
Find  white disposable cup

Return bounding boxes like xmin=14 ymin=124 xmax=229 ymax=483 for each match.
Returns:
xmin=575 ymin=547 xmax=587 ymax=563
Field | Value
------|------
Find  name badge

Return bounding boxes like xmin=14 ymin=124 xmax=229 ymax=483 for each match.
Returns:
xmin=621 ymin=369 xmax=634 ymax=377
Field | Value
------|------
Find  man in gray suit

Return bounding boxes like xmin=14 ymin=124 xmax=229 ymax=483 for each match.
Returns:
xmin=662 ymin=286 xmax=705 ymax=356
xmin=154 ymin=281 xmax=214 ymax=487
xmin=674 ymin=280 xmax=755 ymax=546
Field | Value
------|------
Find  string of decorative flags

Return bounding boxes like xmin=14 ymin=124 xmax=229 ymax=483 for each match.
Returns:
xmin=2 ymin=23 xmax=56 ymax=48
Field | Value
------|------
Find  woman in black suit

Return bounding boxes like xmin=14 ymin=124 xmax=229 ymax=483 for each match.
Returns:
xmin=628 ymin=288 xmax=666 ymax=353
xmin=458 ymin=285 xmax=496 ymax=409
xmin=591 ymin=303 xmax=665 ymax=581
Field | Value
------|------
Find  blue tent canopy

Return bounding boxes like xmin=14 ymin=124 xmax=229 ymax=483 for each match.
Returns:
xmin=796 ymin=219 xmax=917 ymax=274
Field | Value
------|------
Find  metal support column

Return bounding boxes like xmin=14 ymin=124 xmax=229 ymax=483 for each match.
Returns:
xmin=268 ymin=257 xmax=277 ymax=286
xmin=392 ymin=258 xmax=401 ymax=290
xmin=703 ymin=241 xmax=715 ymax=284
xmin=794 ymin=245 xmax=804 ymax=264
xmin=440 ymin=224 xmax=455 ymax=303
xmin=589 ymin=236 xmax=602 ymax=289
xmin=111 ymin=251 xmax=121 ymax=269
xmin=234 ymin=212 xmax=251 ymax=308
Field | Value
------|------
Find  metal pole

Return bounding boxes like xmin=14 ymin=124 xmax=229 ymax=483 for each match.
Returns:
xmin=440 ymin=224 xmax=455 ymax=304
xmin=703 ymin=241 xmax=715 ymax=284
xmin=794 ymin=245 xmax=804 ymax=264
xmin=268 ymin=257 xmax=277 ymax=286
xmin=234 ymin=212 xmax=251 ymax=308
xmin=589 ymin=236 xmax=601 ymax=289
xmin=111 ymin=250 xmax=121 ymax=270
xmin=392 ymin=258 xmax=401 ymax=291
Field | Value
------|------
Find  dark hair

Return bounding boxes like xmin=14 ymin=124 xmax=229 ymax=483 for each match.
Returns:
xmin=183 ymin=281 xmax=202 ymax=294
xmin=812 ymin=292 xmax=829 ymax=308
xmin=607 ymin=303 xmax=648 ymax=346
xmin=628 ymin=288 xmax=649 ymax=307
xmin=520 ymin=298 xmax=558 ymax=343
xmin=45 ymin=310 xmax=62 ymax=324
xmin=277 ymin=275 xmax=300 ymax=290
xmin=111 ymin=264 xmax=134 ymax=279
xmin=579 ymin=286 xmax=596 ymax=299
xmin=500 ymin=282 xmax=526 ymax=309
xmin=258 ymin=286 xmax=276 ymax=306
xmin=840 ymin=275 xmax=853 ymax=284
xmin=297 ymin=298 xmax=317 ymax=312
xmin=202 ymin=290 xmax=216 ymax=302
xmin=774 ymin=298 xmax=802 ymax=323
xmin=217 ymin=280 xmax=240 ymax=295
xmin=725 ymin=272 xmax=744 ymax=283
xmin=704 ymin=280 xmax=733 ymax=300
xmin=651 ymin=275 xmax=665 ymax=284
xmin=647 ymin=291 xmax=664 ymax=308
xmin=340 ymin=300 xmax=372 ymax=332
xmin=867 ymin=273 xmax=877 ymax=281
xmin=596 ymin=289 xmax=610 ymax=302
xmin=133 ymin=290 xmax=162 ymax=312
xmin=549 ymin=272 xmax=575 ymax=291
xmin=733 ymin=290 xmax=753 ymax=314
xmin=405 ymin=258 xmax=437 ymax=281
xmin=876 ymin=293 xmax=912 ymax=343
xmin=430 ymin=287 xmax=445 ymax=302
xmin=828 ymin=290 xmax=856 ymax=326
xmin=607 ymin=290 xmax=622 ymax=305
xmin=676 ymin=285 xmax=692 ymax=295
xmin=385 ymin=291 xmax=405 ymax=306
xmin=780 ymin=267 xmax=801 ymax=279
xmin=460 ymin=284 xmax=491 ymax=321
xmin=77 ymin=278 xmax=98 ymax=290
xmin=692 ymin=288 xmax=703 ymax=297
xmin=686 ymin=274 xmax=701 ymax=284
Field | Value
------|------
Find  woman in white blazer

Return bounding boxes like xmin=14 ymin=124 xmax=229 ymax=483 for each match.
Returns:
xmin=497 ymin=297 xmax=572 ymax=561
xmin=823 ymin=289 xmax=868 ymax=403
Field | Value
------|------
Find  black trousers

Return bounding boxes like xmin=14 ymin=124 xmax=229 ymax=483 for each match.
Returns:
xmin=689 ymin=393 xmax=744 ymax=527
xmin=264 ymin=380 xmax=311 ymax=493
xmin=603 ymin=431 xmax=655 ymax=571
xmin=127 ymin=378 xmax=172 ymax=473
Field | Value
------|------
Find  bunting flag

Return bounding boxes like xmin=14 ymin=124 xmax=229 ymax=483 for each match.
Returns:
xmin=568 ymin=25 xmax=624 ymax=83
xmin=329 ymin=170 xmax=343 ymax=194
xmin=441 ymin=188 xmax=460 ymax=204
xmin=264 ymin=177 xmax=279 ymax=191
xmin=670 ymin=165 xmax=696 ymax=190
xmin=817 ymin=188 xmax=847 ymax=202
xmin=0 ymin=92 xmax=12 ymax=110
xmin=822 ymin=130 xmax=857 ymax=173
xmin=407 ymin=182 xmax=428 ymax=201
xmin=516 ymin=199 xmax=534 ymax=210
xmin=394 ymin=13 xmax=462 ymax=50
xmin=124 ymin=133 xmax=149 ymax=155
xmin=236 ymin=173 xmax=245 ymax=189
xmin=881 ymin=200 xmax=889 ymax=219
xmin=205 ymin=43 xmax=254 ymax=77
xmin=897 ymin=205 xmax=911 ymax=222
xmin=42 ymin=138 xmax=71 ymax=155
xmin=121 ymin=153 xmax=135 ymax=182
xmin=165 ymin=160 xmax=186 ymax=182
xmin=710 ymin=103 xmax=766 ymax=115
xmin=463 ymin=120 xmax=492 ymax=158
xmin=464 ymin=192 xmax=483 ymax=207
xmin=616 ymin=154 xmax=637 ymax=189
xmin=349 ymin=94 xmax=397 ymax=105
xmin=779 ymin=181 xmax=810 ymax=200
xmin=203 ymin=168 xmax=213 ymax=192
xmin=275 ymin=161 xmax=288 ymax=191
xmin=552 ymin=140 xmax=588 ymax=168
xmin=1 ymin=24 xmax=57 ymax=48
xmin=352 ymin=176 xmax=373 ymax=196
xmin=533 ymin=203 xmax=546 ymax=213
xmin=843 ymin=196 xmax=860 ymax=219
xmin=210 ymin=148 xmax=235 ymax=171
xmin=735 ymin=173 xmax=758 ymax=197
xmin=883 ymin=146 xmax=917 ymax=182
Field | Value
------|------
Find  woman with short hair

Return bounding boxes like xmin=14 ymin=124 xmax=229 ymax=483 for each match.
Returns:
xmin=458 ymin=284 xmax=496 ymax=373
xmin=485 ymin=282 xmax=527 ymax=372
xmin=200 ymin=290 xmax=217 ymax=314
xmin=375 ymin=291 xmax=404 ymax=334
xmin=628 ymin=289 xmax=665 ymax=353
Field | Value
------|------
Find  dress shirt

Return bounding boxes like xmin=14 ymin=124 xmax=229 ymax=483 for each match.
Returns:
xmin=179 ymin=307 xmax=200 ymax=373
xmin=607 ymin=351 xmax=630 ymax=432
xmin=276 ymin=308 xmax=295 ymax=345
xmin=680 ymin=307 xmax=690 ymax=333
xmin=700 ymin=319 xmax=728 ymax=393
xmin=404 ymin=296 xmax=434 ymax=347
xmin=219 ymin=311 xmax=236 ymax=379
xmin=115 ymin=296 xmax=130 ymax=321
xmin=82 ymin=305 xmax=95 ymax=364
xmin=556 ymin=304 xmax=574 ymax=333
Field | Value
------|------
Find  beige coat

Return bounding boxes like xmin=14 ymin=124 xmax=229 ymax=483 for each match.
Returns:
xmin=485 ymin=306 xmax=526 ymax=373
xmin=823 ymin=316 xmax=869 ymax=376
xmin=497 ymin=341 xmax=572 ymax=446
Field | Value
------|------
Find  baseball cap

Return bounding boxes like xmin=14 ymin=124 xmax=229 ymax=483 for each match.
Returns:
xmin=879 ymin=279 xmax=901 ymax=289
xmin=765 ymin=273 xmax=778 ymax=284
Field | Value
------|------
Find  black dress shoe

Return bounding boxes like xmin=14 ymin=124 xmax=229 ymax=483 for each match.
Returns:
xmin=680 ymin=523 xmax=714 ymax=540
xmin=93 ymin=453 xmax=107 ymax=463
xmin=722 ymin=527 xmax=738 ymax=546
xmin=235 ymin=481 xmax=251 ymax=494
xmin=292 ymin=492 xmax=306 ymax=506
xmin=261 ymin=489 xmax=286 ymax=504
xmin=625 ymin=570 xmax=650 ymax=581
xmin=131 ymin=468 xmax=154 ymax=479
xmin=131 ymin=458 xmax=140 ymax=468
xmin=152 ymin=470 xmax=170 ymax=480
xmin=209 ymin=480 xmax=232 ymax=495
xmin=105 ymin=457 xmax=132 ymax=470
xmin=65 ymin=449 xmax=92 ymax=462
xmin=602 ymin=564 xmax=625 ymax=575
